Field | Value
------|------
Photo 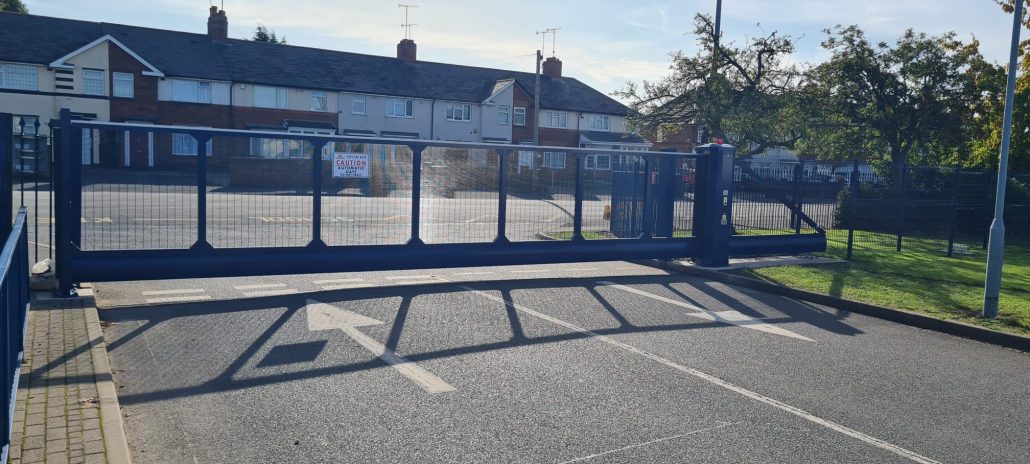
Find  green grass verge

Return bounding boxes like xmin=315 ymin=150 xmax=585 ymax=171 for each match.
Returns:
xmin=737 ymin=231 xmax=1030 ymax=335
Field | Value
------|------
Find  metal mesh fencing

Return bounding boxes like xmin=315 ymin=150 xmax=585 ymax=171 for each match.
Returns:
xmin=322 ymin=143 xmax=412 ymax=246
xmin=419 ymin=147 xmax=500 ymax=244
xmin=505 ymin=149 xmax=576 ymax=241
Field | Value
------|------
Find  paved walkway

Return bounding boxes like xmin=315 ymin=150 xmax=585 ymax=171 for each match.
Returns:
xmin=7 ymin=294 xmax=129 ymax=464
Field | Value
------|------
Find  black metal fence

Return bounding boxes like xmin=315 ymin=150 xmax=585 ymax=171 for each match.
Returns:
xmin=732 ymin=158 xmax=1030 ymax=259
xmin=1 ymin=209 xmax=31 ymax=464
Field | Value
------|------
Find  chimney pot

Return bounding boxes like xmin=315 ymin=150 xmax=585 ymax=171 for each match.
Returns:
xmin=207 ymin=6 xmax=228 ymax=41
xmin=397 ymin=39 xmax=417 ymax=63
xmin=542 ymin=56 xmax=562 ymax=79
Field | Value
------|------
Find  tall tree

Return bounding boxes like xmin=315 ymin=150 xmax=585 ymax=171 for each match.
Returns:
xmin=800 ymin=26 xmax=981 ymax=167
xmin=252 ymin=24 xmax=286 ymax=44
xmin=616 ymin=14 xmax=806 ymax=156
xmin=973 ymin=0 xmax=1030 ymax=171
xmin=0 ymin=0 xmax=28 ymax=13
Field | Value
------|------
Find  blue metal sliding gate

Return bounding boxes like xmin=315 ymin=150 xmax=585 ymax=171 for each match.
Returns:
xmin=51 ymin=111 xmax=824 ymax=295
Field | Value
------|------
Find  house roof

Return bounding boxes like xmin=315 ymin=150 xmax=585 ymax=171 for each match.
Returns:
xmin=0 ymin=12 xmax=630 ymax=116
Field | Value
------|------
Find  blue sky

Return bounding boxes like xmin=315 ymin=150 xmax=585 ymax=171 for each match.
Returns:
xmin=25 ymin=0 xmax=1028 ymax=98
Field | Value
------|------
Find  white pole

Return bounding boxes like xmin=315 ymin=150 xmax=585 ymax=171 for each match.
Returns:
xmin=984 ymin=0 xmax=1023 ymax=317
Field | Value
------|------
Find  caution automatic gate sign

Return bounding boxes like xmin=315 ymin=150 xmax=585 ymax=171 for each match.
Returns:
xmin=333 ymin=152 xmax=370 ymax=178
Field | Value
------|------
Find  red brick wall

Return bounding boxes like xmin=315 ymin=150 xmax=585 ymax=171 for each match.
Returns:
xmin=651 ymin=125 xmax=699 ymax=153
xmin=512 ymin=85 xmax=535 ymax=144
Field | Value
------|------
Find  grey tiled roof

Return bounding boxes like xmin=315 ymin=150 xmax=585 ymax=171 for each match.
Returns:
xmin=0 ymin=12 xmax=629 ymax=116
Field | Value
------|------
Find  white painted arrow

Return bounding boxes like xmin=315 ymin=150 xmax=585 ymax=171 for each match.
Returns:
xmin=305 ymin=299 xmax=456 ymax=393
xmin=598 ymin=282 xmax=815 ymax=342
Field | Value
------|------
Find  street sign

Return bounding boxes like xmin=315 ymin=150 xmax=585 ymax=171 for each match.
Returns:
xmin=333 ymin=152 xmax=370 ymax=178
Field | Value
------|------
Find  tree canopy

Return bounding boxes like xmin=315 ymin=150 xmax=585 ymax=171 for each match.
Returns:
xmin=0 ymin=0 xmax=28 ymax=13
xmin=252 ymin=24 xmax=286 ymax=44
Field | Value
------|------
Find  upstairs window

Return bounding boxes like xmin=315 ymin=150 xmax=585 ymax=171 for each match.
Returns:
xmin=113 ymin=72 xmax=134 ymax=98
xmin=0 ymin=63 xmax=38 ymax=91
xmin=589 ymin=114 xmax=610 ymax=131
xmin=82 ymin=69 xmax=105 ymax=96
xmin=513 ymin=107 xmax=526 ymax=126
xmin=542 ymin=110 xmax=567 ymax=129
xmin=497 ymin=105 xmax=511 ymax=125
xmin=387 ymin=98 xmax=414 ymax=118
xmin=171 ymin=79 xmax=211 ymax=103
xmin=310 ymin=90 xmax=327 ymax=112
xmin=446 ymin=103 xmax=471 ymax=121
xmin=351 ymin=95 xmax=366 ymax=114
xmin=255 ymin=86 xmax=288 ymax=109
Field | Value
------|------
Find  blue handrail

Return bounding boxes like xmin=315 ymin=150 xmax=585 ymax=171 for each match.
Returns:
xmin=1 ymin=208 xmax=30 ymax=464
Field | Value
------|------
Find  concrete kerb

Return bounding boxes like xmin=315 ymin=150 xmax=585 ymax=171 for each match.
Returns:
xmin=651 ymin=259 xmax=1030 ymax=352
xmin=82 ymin=298 xmax=133 ymax=464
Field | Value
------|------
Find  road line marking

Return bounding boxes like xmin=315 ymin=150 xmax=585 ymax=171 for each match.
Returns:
xmin=385 ymin=275 xmax=437 ymax=280
xmin=599 ymin=282 xmax=814 ymax=342
xmin=511 ymin=269 xmax=551 ymax=274
xmin=565 ymin=268 xmax=599 ymax=272
xmin=145 ymin=295 xmax=212 ymax=304
xmin=312 ymin=278 xmax=364 ymax=285
xmin=391 ymin=279 xmax=446 ymax=285
xmin=461 ymin=285 xmax=939 ymax=464
xmin=242 ymin=289 xmax=299 ymax=297
xmin=321 ymin=283 xmax=373 ymax=291
xmin=141 ymin=289 xmax=205 ymax=296
xmin=451 ymin=272 xmax=495 ymax=276
xmin=234 ymin=283 xmax=287 ymax=290
xmin=305 ymin=299 xmax=455 ymax=394
xmin=557 ymin=422 xmax=735 ymax=464
xmin=614 ymin=266 xmax=642 ymax=271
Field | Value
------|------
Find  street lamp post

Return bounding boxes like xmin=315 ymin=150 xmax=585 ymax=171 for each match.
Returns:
xmin=984 ymin=0 xmax=1024 ymax=318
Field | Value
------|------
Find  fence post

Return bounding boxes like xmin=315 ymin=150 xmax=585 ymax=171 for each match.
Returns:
xmin=191 ymin=133 xmax=212 ymax=250
xmin=0 ymin=113 xmax=11 ymax=239
xmin=948 ymin=164 xmax=960 ymax=257
xmin=696 ymin=143 xmax=735 ymax=267
xmin=846 ymin=159 xmax=859 ymax=260
xmin=55 ymin=109 xmax=75 ymax=297
xmin=408 ymin=144 xmax=425 ymax=246
xmin=310 ymin=139 xmax=327 ymax=247
xmin=794 ymin=160 xmax=805 ymax=234
xmin=496 ymin=150 xmax=510 ymax=243
xmin=572 ymin=152 xmax=584 ymax=241
xmin=896 ymin=163 xmax=907 ymax=252
xmin=640 ymin=156 xmax=653 ymax=239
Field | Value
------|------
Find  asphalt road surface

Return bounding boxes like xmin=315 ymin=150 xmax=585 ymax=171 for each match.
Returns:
xmin=97 ymin=262 xmax=1030 ymax=464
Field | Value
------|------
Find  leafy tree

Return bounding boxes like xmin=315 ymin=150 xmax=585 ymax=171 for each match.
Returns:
xmin=616 ymin=14 xmax=806 ymax=156
xmin=252 ymin=24 xmax=286 ymax=44
xmin=0 ymin=0 xmax=28 ymax=13
xmin=799 ymin=26 xmax=980 ymax=168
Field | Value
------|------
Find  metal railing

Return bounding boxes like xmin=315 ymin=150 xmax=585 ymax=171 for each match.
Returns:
xmin=1 ymin=209 xmax=30 ymax=464
xmin=49 ymin=112 xmax=824 ymax=293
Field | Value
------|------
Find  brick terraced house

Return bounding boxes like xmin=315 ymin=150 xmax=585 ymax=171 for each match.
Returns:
xmin=0 ymin=7 xmax=650 ymax=187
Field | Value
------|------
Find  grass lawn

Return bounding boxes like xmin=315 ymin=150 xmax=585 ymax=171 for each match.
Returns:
xmin=737 ymin=231 xmax=1030 ymax=335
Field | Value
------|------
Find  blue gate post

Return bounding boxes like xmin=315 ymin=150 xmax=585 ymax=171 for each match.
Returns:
xmin=846 ymin=159 xmax=859 ymax=260
xmin=0 ymin=113 xmax=11 ymax=239
xmin=55 ymin=109 xmax=76 ymax=297
xmin=572 ymin=152 xmax=585 ymax=241
xmin=640 ymin=156 xmax=653 ymax=239
xmin=948 ymin=164 xmax=960 ymax=257
xmin=695 ymin=143 xmax=735 ymax=267
xmin=310 ymin=139 xmax=328 ymax=247
xmin=408 ymin=144 xmax=425 ymax=246
xmin=191 ymin=133 xmax=212 ymax=250
xmin=896 ymin=163 xmax=907 ymax=252
xmin=495 ymin=150 xmax=510 ymax=244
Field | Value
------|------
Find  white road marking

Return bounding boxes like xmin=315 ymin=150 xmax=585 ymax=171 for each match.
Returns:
xmin=76 ymin=288 xmax=94 ymax=297
xmin=461 ymin=285 xmax=940 ymax=464
xmin=312 ymin=278 xmax=364 ymax=285
xmin=451 ymin=272 xmax=496 ymax=276
xmin=145 ymin=295 xmax=212 ymax=304
xmin=234 ymin=283 xmax=287 ymax=290
xmin=464 ymin=215 xmax=494 ymax=223
xmin=565 ymin=268 xmax=600 ymax=272
xmin=321 ymin=283 xmax=373 ymax=291
xmin=511 ymin=269 xmax=551 ymax=274
xmin=599 ymin=282 xmax=814 ymax=342
xmin=305 ymin=299 xmax=455 ymax=394
xmin=385 ymin=275 xmax=437 ymax=280
xmin=557 ymin=421 xmax=735 ymax=464
xmin=243 ymin=289 xmax=299 ymax=298
xmin=141 ymin=289 xmax=206 ymax=296
xmin=391 ymin=279 xmax=446 ymax=286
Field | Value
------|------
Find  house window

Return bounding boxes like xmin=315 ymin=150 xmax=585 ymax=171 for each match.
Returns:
xmin=113 ymin=72 xmax=134 ymax=98
xmin=696 ymin=125 xmax=705 ymax=144
xmin=82 ymin=69 xmax=105 ymax=96
xmin=289 ymin=127 xmax=335 ymax=159
xmin=589 ymin=115 xmax=610 ymax=131
xmin=250 ymin=137 xmax=286 ymax=159
xmin=255 ymin=86 xmax=288 ymax=109
xmin=171 ymin=79 xmax=211 ymax=103
xmin=542 ymin=110 xmax=567 ymax=128
xmin=310 ymin=90 xmax=327 ymax=112
xmin=497 ymin=105 xmax=511 ymax=125
xmin=542 ymin=152 xmax=566 ymax=169
xmin=586 ymin=154 xmax=611 ymax=171
xmin=351 ymin=95 xmax=366 ymax=114
xmin=0 ymin=63 xmax=38 ymax=91
xmin=513 ymin=107 xmax=526 ymax=126
xmin=446 ymin=103 xmax=471 ymax=121
xmin=172 ymin=133 xmax=213 ymax=156
xmin=387 ymin=98 xmax=414 ymax=117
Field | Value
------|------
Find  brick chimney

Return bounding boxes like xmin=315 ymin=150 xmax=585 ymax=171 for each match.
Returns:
xmin=207 ymin=6 xmax=228 ymax=41
xmin=542 ymin=56 xmax=562 ymax=78
xmin=397 ymin=39 xmax=417 ymax=63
